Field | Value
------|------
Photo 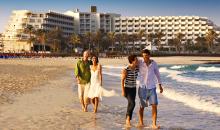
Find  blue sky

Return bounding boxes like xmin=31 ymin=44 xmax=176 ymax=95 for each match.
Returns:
xmin=0 ymin=0 xmax=220 ymax=33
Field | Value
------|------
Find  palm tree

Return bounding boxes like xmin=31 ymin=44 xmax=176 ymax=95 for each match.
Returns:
xmin=0 ymin=34 xmax=3 ymax=52
xmin=94 ymin=30 xmax=102 ymax=54
xmin=47 ymin=27 xmax=63 ymax=53
xmin=175 ymin=33 xmax=185 ymax=53
xmin=195 ymin=36 xmax=207 ymax=53
xmin=205 ymin=29 xmax=218 ymax=52
xmin=146 ymin=33 xmax=155 ymax=50
xmin=85 ymin=32 xmax=93 ymax=50
xmin=137 ymin=30 xmax=146 ymax=51
xmin=184 ymin=39 xmax=194 ymax=53
xmin=154 ymin=31 xmax=165 ymax=51
xmin=121 ymin=33 xmax=129 ymax=54
xmin=129 ymin=33 xmax=138 ymax=53
xmin=115 ymin=33 xmax=123 ymax=52
xmin=107 ymin=32 xmax=116 ymax=52
xmin=23 ymin=24 xmax=35 ymax=52
xmin=35 ymin=29 xmax=47 ymax=53
xmin=70 ymin=33 xmax=80 ymax=53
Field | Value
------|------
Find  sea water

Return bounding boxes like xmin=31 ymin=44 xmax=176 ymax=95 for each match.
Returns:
xmin=92 ymin=64 xmax=220 ymax=130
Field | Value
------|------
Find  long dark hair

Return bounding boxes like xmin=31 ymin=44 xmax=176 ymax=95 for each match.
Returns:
xmin=91 ymin=55 xmax=99 ymax=64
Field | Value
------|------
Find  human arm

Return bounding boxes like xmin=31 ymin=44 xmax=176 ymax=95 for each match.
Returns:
xmin=98 ymin=64 xmax=102 ymax=86
xmin=74 ymin=61 xmax=80 ymax=84
xmin=154 ymin=62 xmax=163 ymax=93
xmin=121 ymin=69 xmax=127 ymax=96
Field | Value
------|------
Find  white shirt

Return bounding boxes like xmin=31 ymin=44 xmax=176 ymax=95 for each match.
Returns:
xmin=138 ymin=59 xmax=162 ymax=89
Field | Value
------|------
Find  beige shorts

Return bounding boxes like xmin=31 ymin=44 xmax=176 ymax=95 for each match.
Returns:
xmin=78 ymin=83 xmax=90 ymax=100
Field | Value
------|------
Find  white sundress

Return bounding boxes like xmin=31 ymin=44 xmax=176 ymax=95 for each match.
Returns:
xmin=87 ymin=65 xmax=118 ymax=100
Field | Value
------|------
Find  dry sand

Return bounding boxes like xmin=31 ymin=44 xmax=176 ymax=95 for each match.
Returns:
xmin=0 ymin=56 xmax=219 ymax=129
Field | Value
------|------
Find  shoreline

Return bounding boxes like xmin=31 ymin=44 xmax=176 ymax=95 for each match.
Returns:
xmin=1 ymin=56 xmax=220 ymax=66
xmin=0 ymin=57 xmax=219 ymax=129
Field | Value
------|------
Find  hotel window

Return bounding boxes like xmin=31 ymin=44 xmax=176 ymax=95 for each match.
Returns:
xmin=29 ymin=19 xmax=35 ymax=23
xmin=122 ymin=20 xmax=126 ymax=23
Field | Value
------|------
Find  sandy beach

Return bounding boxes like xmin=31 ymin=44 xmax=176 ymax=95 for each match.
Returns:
xmin=0 ymin=56 xmax=220 ymax=129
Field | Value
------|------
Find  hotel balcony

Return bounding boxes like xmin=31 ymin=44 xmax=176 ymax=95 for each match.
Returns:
xmin=140 ymin=27 xmax=146 ymax=30
xmin=122 ymin=22 xmax=127 ymax=25
xmin=127 ymin=27 xmax=133 ymax=30
xmin=121 ymin=27 xmax=126 ymax=30
xmin=181 ymin=27 xmax=186 ymax=29
xmin=167 ymin=27 xmax=173 ymax=30
xmin=134 ymin=27 xmax=140 ymax=30
xmin=188 ymin=27 xmax=193 ymax=29
xmin=201 ymin=26 xmax=206 ymax=30
xmin=194 ymin=31 xmax=200 ymax=35
xmin=208 ymin=26 xmax=213 ymax=29
xmin=128 ymin=22 xmax=133 ymax=25
xmin=160 ymin=27 xmax=166 ymax=30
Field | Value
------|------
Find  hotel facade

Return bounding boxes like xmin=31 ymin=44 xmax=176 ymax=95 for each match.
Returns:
xmin=114 ymin=16 xmax=220 ymax=50
xmin=64 ymin=6 xmax=120 ymax=34
xmin=2 ymin=6 xmax=220 ymax=52
xmin=2 ymin=7 xmax=120 ymax=52
xmin=3 ymin=10 xmax=74 ymax=52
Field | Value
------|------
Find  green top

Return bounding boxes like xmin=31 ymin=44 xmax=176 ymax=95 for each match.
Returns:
xmin=74 ymin=59 xmax=92 ymax=84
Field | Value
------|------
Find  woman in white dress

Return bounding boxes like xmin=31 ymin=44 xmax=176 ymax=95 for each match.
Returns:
xmin=87 ymin=55 xmax=103 ymax=113
xmin=88 ymin=55 xmax=119 ymax=113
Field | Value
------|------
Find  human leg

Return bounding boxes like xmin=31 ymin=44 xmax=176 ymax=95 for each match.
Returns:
xmin=78 ymin=84 xmax=86 ymax=111
xmin=83 ymin=83 xmax=90 ymax=112
xmin=125 ymin=87 xmax=136 ymax=126
xmin=152 ymin=104 xmax=160 ymax=129
xmin=93 ymin=97 xmax=99 ymax=113
xmin=148 ymin=88 xmax=160 ymax=128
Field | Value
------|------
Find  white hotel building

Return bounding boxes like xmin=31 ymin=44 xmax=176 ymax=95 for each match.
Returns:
xmin=3 ymin=10 xmax=74 ymax=52
xmin=114 ymin=16 xmax=220 ymax=50
xmin=2 ymin=6 xmax=220 ymax=52
xmin=2 ymin=7 xmax=120 ymax=52
xmin=64 ymin=6 xmax=120 ymax=34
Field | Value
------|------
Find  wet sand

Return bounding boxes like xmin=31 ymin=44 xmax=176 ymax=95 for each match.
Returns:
xmin=0 ymin=56 xmax=220 ymax=129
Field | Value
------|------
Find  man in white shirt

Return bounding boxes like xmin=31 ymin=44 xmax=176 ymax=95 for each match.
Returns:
xmin=137 ymin=49 xmax=163 ymax=129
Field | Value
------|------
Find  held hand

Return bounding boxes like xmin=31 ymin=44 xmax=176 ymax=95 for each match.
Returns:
xmin=159 ymin=86 xmax=163 ymax=93
xmin=76 ymin=77 xmax=80 ymax=84
xmin=121 ymin=91 xmax=125 ymax=97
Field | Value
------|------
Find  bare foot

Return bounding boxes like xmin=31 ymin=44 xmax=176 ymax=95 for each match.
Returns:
xmin=81 ymin=106 xmax=85 ymax=112
xmin=152 ymin=124 xmax=160 ymax=129
xmin=125 ymin=120 xmax=131 ymax=127
xmin=83 ymin=106 xmax=88 ymax=112
xmin=93 ymin=109 xmax=97 ymax=113
xmin=136 ymin=123 xmax=144 ymax=128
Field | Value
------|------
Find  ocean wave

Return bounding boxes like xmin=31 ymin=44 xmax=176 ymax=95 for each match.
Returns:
xmin=160 ymin=67 xmax=220 ymax=88
xmin=103 ymin=65 xmax=125 ymax=69
xmin=170 ymin=65 xmax=186 ymax=69
xmin=196 ymin=66 xmax=220 ymax=72
xmin=102 ymin=72 xmax=121 ymax=77
xmin=161 ymin=87 xmax=220 ymax=114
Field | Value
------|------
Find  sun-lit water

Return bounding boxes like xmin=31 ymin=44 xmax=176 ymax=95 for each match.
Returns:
xmin=96 ymin=64 xmax=220 ymax=130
